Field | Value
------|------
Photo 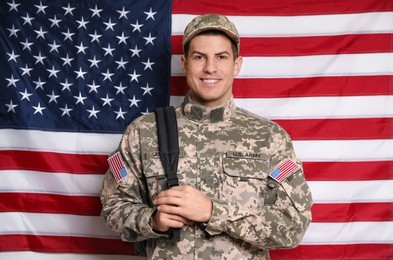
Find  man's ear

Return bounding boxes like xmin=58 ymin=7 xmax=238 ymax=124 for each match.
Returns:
xmin=234 ymin=56 xmax=243 ymax=76
xmin=181 ymin=55 xmax=187 ymax=74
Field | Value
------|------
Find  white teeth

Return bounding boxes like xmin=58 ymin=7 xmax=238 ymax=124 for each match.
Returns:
xmin=203 ymin=79 xmax=218 ymax=83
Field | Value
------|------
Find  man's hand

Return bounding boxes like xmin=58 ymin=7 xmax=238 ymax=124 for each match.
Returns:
xmin=153 ymin=185 xmax=212 ymax=224
xmin=152 ymin=210 xmax=190 ymax=233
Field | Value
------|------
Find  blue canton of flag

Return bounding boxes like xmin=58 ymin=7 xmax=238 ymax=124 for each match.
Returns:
xmin=0 ymin=0 xmax=171 ymax=133
xmin=269 ymin=158 xmax=300 ymax=183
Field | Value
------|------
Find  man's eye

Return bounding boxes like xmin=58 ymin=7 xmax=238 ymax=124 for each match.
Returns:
xmin=193 ymin=55 xmax=204 ymax=60
xmin=218 ymin=55 xmax=228 ymax=60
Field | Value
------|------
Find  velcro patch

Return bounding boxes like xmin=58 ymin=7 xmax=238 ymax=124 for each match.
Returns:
xmin=107 ymin=152 xmax=127 ymax=182
xmin=269 ymin=159 xmax=299 ymax=183
xmin=226 ymin=151 xmax=268 ymax=160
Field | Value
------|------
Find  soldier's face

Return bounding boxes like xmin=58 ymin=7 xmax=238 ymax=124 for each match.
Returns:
xmin=181 ymin=34 xmax=242 ymax=108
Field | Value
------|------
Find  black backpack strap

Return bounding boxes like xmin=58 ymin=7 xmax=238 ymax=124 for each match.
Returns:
xmin=155 ymin=106 xmax=181 ymax=241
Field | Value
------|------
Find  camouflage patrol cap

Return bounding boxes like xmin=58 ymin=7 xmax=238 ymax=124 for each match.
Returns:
xmin=183 ymin=14 xmax=240 ymax=51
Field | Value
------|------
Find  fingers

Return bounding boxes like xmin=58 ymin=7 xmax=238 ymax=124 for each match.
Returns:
xmin=152 ymin=211 xmax=190 ymax=232
xmin=154 ymin=196 xmax=182 ymax=207
xmin=156 ymin=203 xmax=181 ymax=215
xmin=154 ymin=185 xmax=194 ymax=206
xmin=153 ymin=188 xmax=186 ymax=207
xmin=153 ymin=185 xmax=212 ymax=223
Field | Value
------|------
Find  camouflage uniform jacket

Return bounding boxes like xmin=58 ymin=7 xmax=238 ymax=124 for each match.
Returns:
xmin=100 ymin=94 xmax=313 ymax=259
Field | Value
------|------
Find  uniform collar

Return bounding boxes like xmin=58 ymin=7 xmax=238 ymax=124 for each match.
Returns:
xmin=181 ymin=93 xmax=235 ymax=123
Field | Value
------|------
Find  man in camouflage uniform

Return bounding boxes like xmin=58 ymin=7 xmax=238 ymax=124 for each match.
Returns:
xmin=100 ymin=14 xmax=313 ymax=259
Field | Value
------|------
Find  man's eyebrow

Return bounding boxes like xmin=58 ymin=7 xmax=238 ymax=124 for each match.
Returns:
xmin=190 ymin=50 xmax=206 ymax=56
xmin=215 ymin=51 xmax=231 ymax=56
xmin=190 ymin=50 xmax=231 ymax=56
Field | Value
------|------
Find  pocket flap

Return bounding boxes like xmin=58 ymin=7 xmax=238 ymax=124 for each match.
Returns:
xmin=223 ymin=157 xmax=268 ymax=180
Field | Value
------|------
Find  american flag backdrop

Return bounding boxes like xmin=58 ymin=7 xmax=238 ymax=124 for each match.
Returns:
xmin=0 ymin=0 xmax=392 ymax=259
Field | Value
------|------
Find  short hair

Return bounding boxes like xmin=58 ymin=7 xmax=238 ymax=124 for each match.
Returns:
xmin=183 ymin=30 xmax=239 ymax=59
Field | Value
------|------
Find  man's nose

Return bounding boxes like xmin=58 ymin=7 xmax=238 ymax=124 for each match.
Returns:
xmin=203 ymin=58 xmax=218 ymax=73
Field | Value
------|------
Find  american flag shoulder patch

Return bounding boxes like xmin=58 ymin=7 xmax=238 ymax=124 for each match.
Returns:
xmin=269 ymin=158 xmax=300 ymax=183
xmin=107 ymin=152 xmax=127 ymax=183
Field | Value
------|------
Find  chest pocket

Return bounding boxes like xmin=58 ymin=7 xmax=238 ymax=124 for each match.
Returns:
xmin=221 ymin=157 xmax=269 ymax=208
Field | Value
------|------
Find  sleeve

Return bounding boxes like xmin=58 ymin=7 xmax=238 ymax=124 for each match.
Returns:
xmin=203 ymin=124 xmax=313 ymax=249
xmin=100 ymin=122 xmax=168 ymax=242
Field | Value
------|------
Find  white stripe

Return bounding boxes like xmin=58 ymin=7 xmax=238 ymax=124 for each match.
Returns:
xmin=294 ymin=139 xmax=393 ymax=162
xmin=0 ymin=170 xmax=101 ymax=196
xmin=1 ymin=170 xmax=392 ymax=203
xmin=0 ymin=252 xmax=138 ymax=260
xmin=309 ymin=180 xmax=393 ymax=203
xmin=171 ymin=96 xmax=393 ymax=119
xmin=302 ymin=221 xmax=393 ymax=244
xmin=172 ymin=12 xmax=393 ymax=37
xmin=171 ymin=53 xmax=393 ymax=78
xmin=0 ymin=212 xmax=119 ymax=239
xmin=0 ymin=129 xmax=121 ymax=154
xmin=239 ymin=53 xmax=393 ymax=78
xmin=1 ymin=131 xmax=393 ymax=162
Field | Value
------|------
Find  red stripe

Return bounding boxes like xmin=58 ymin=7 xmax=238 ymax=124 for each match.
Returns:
xmin=172 ymin=0 xmax=393 ymax=15
xmin=172 ymin=34 xmax=393 ymax=56
xmin=274 ymin=118 xmax=392 ymax=140
xmin=311 ymin=203 xmax=393 ymax=222
xmin=0 ymin=193 xmax=101 ymax=216
xmin=270 ymin=244 xmax=393 ymax=259
xmin=0 ymin=150 xmax=108 ymax=174
xmin=170 ymin=75 xmax=393 ymax=98
xmin=0 ymin=234 xmax=134 ymax=255
xmin=303 ymin=161 xmax=392 ymax=181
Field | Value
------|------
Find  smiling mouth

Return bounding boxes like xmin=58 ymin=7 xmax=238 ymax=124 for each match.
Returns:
xmin=202 ymin=78 xmax=220 ymax=84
